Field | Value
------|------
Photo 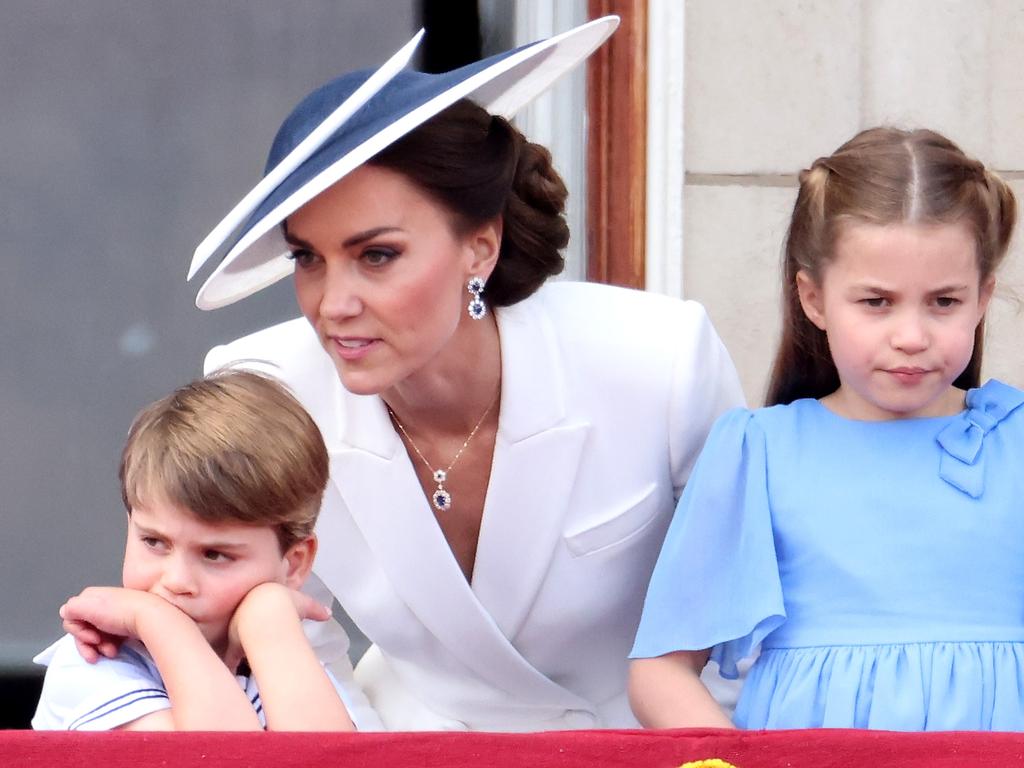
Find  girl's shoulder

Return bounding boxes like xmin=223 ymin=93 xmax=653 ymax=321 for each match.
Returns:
xmin=721 ymin=397 xmax=826 ymax=433
xmin=702 ymin=398 xmax=826 ymax=449
xmin=967 ymin=379 xmax=1024 ymax=423
xmin=936 ymin=379 xmax=1024 ymax=498
xmin=950 ymin=378 xmax=1024 ymax=447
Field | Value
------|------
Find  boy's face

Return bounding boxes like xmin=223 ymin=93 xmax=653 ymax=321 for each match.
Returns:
xmin=122 ymin=497 xmax=309 ymax=659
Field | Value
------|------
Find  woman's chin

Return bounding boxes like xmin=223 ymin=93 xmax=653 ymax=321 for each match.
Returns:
xmin=333 ymin=365 xmax=390 ymax=397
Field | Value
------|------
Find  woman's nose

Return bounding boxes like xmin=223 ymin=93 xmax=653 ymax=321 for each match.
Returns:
xmin=319 ymin=261 xmax=363 ymax=320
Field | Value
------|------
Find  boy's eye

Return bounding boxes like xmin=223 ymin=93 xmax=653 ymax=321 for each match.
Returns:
xmin=141 ymin=536 xmax=164 ymax=550
xmin=203 ymin=549 xmax=232 ymax=563
xmin=935 ymin=296 xmax=961 ymax=308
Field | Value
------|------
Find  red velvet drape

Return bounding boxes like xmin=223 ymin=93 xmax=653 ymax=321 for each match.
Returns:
xmin=4 ymin=728 xmax=1023 ymax=767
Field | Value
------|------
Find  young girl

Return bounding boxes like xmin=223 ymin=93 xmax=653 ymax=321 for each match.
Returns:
xmin=628 ymin=127 xmax=1024 ymax=731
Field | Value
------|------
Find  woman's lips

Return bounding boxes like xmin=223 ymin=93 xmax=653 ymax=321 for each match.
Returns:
xmin=331 ymin=336 xmax=378 ymax=361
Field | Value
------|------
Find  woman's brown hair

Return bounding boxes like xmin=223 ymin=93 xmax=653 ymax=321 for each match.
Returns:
xmin=766 ymin=127 xmax=1016 ymax=406
xmin=368 ymin=98 xmax=570 ymax=306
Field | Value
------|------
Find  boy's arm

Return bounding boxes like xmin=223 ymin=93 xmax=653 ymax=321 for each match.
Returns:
xmin=61 ymin=587 xmax=261 ymax=731
xmin=231 ymin=582 xmax=354 ymax=731
xmin=628 ymin=650 xmax=736 ymax=728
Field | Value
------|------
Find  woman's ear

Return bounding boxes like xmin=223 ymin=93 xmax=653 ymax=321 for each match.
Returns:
xmin=796 ymin=270 xmax=827 ymax=330
xmin=464 ymin=216 xmax=502 ymax=279
xmin=282 ymin=535 xmax=318 ymax=590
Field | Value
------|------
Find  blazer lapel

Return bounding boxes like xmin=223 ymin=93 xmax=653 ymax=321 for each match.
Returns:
xmin=327 ymin=374 xmax=586 ymax=707
xmin=472 ymin=294 xmax=590 ymax=641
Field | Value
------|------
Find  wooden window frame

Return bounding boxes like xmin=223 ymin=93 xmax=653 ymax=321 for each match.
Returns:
xmin=586 ymin=0 xmax=648 ymax=289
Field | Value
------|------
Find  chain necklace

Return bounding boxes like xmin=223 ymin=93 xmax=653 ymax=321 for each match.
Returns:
xmin=387 ymin=393 xmax=498 ymax=512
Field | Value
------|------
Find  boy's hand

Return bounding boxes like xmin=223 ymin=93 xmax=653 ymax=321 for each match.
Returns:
xmin=60 ymin=587 xmax=177 ymax=663
xmin=224 ymin=583 xmax=331 ymax=669
xmin=226 ymin=583 xmax=352 ymax=731
xmin=60 ymin=614 xmax=122 ymax=663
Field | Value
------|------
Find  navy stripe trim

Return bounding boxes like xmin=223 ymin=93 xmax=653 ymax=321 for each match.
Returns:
xmin=69 ymin=689 xmax=169 ymax=730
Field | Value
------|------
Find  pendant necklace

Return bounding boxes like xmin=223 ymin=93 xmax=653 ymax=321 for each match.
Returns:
xmin=387 ymin=392 xmax=498 ymax=512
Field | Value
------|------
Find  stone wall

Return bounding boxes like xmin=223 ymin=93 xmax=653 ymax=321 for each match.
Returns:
xmin=680 ymin=0 xmax=1024 ymax=403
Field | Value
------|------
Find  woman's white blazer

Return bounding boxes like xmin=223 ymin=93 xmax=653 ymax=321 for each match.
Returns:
xmin=205 ymin=281 xmax=745 ymax=731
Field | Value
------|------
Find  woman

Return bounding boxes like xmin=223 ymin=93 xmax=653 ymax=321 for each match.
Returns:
xmin=194 ymin=17 xmax=744 ymax=730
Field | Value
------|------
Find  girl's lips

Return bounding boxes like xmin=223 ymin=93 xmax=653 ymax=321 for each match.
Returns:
xmin=886 ymin=367 xmax=931 ymax=385
xmin=331 ymin=337 xmax=378 ymax=361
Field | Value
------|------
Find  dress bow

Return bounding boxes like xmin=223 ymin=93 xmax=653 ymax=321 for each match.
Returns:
xmin=935 ymin=380 xmax=1024 ymax=498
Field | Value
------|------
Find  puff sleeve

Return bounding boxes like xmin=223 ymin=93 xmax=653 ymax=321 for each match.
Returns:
xmin=32 ymin=636 xmax=171 ymax=730
xmin=630 ymin=408 xmax=785 ymax=679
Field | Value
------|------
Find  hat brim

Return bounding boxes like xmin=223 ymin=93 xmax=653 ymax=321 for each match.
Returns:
xmin=191 ymin=16 xmax=619 ymax=310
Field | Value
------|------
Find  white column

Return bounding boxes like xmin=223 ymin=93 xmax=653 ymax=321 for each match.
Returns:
xmin=503 ymin=0 xmax=590 ymax=281
xmin=645 ymin=0 xmax=685 ymax=297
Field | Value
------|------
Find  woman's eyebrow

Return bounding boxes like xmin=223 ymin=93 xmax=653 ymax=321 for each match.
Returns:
xmin=341 ymin=226 xmax=403 ymax=248
xmin=282 ymin=227 xmax=313 ymax=249
xmin=282 ymin=225 xmax=404 ymax=250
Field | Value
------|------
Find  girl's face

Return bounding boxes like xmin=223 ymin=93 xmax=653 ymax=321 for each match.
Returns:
xmin=286 ymin=164 xmax=498 ymax=396
xmin=797 ymin=221 xmax=994 ymax=421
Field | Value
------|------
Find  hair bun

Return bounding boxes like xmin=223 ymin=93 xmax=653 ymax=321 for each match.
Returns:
xmin=491 ymin=136 xmax=570 ymax=304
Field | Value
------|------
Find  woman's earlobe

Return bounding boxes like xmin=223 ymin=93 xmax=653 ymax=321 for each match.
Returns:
xmin=796 ymin=270 xmax=827 ymax=330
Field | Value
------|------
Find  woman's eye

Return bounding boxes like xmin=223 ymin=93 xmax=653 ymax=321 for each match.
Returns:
xmin=363 ymin=248 xmax=397 ymax=267
xmin=286 ymin=249 xmax=319 ymax=268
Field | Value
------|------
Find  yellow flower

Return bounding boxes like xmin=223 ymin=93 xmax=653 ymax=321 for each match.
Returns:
xmin=678 ymin=760 xmax=739 ymax=768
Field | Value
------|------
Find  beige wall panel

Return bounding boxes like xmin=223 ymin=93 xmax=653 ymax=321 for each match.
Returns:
xmin=990 ymin=0 xmax=1024 ymax=170
xmin=983 ymin=180 xmax=1024 ymax=388
xmin=683 ymin=183 xmax=797 ymax=404
xmin=684 ymin=0 xmax=860 ymax=175
xmin=862 ymin=0 xmax=992 ymax=156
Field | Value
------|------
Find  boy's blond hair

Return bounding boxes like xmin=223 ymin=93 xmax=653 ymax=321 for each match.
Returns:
xmin=119 ymin=369 xmax=328 ymax=551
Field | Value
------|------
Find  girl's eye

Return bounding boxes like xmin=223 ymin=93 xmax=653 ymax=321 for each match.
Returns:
xmin=363 ymin=247 xmax=398 ymax=267
xmin=286 ymin=249 xmax=319 ymax=269
xmin=860 ymin=297 xmax=889 ymax=308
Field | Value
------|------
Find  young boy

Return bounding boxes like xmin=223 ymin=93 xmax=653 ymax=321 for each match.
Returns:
xmin=32 ymin=370 xmax=354 ymax=731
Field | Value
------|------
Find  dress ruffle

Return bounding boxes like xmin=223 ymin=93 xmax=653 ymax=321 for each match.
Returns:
xmin=738 ymin=641 xmax=1024 ymax=731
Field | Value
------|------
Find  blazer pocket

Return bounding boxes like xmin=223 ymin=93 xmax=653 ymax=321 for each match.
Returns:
xmin=563 ymin=483 xmax=662 ymax=557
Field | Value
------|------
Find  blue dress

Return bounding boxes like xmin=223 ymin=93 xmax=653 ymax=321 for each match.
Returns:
xmin=631 ymin=379 xmax=1024 ymax=731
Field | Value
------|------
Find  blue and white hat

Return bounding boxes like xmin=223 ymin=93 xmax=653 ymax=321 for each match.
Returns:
xmin=188 ymin=16 xmax=619 ymax=310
